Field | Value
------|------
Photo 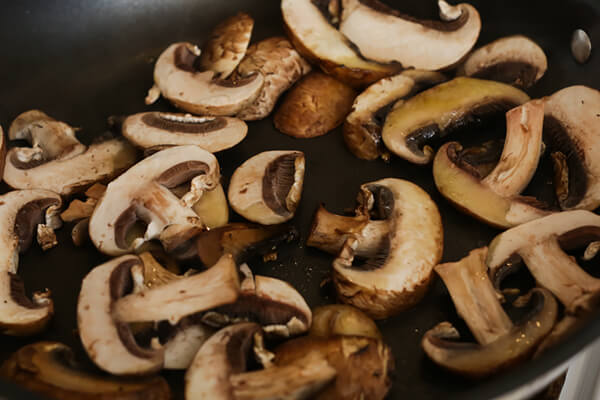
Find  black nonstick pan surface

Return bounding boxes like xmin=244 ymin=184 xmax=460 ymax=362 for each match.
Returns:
xmin=1 ymin=0 xmax=600 ymax=399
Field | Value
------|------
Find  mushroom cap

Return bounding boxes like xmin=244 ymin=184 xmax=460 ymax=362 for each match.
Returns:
xmin=281 ymin=0 xmax=401 ymax=87
xmin=382 ymin=77 xmax=530 ymax=164
xmin=77 ymin=255 xmax=164 ymax=376
xmin=228 ymin=150 xmax=305 ymax=225
xmin=198 ymin=12 xmax=254 ymax=79
xmin=338 ymin=0 xmax=481 ymax=70
xmin=333 ymin=178 xmax=443 ymax=319
xmin=122 ymin=112 xmax=247 ymax=153
xmin=153 ymin=42 xmax=264 ymax=116
xmin=0 ymin=341 xmax=171 ymax=399
xmin=457 ymin=35 xmax=548 ymax=88
xmin=89 ymin=145 xmax=220 ymax=255
xmin=0 ymin=189 xmax=61 ymax=335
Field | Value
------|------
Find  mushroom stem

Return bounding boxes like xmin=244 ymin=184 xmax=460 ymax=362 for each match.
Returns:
xmin=519 ymin=237 xmax=600 ymax=313
xmin=435 ymin=248 xmax=513 ymax=345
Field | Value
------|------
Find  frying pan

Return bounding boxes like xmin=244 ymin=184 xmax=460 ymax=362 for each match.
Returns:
xmin=0 ymin=0 xmax=599 ymax=399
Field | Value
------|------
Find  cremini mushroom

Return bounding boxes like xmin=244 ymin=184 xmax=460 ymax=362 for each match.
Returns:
xmin=3 ymin=111 xmax=137 ymax=196
xmin=344 ymin=70 xmax=447 ymax=160
xmin=148 ymin=42 xmax=264 ymax=116
xmin=382 ymin=77 xmax=530 ymax=164
xmin=307 ymin=178 xmax=443 ymax=319
xmin=236 ymin=37 xmax=312 ymax=121
xmin=185 ymin=322 xmax=337 ymax=399
xmin=0 ymin=341 xmax=171 ymax=400
xmin=433 ymin=100 xmax=551 ymax=228
xmin=422 ymin=247 xmax=558 ymax=378
xmin=228 ymin=150 xmax=305 ymax=225
xmin=89 ymin=145 xmax=220 ymax=256
xmin=457 ymin=35 xmax=548 ymax=89
xmin=338 ymin=0 xmax=481 ymax=70
xmin=0 ymin=190 xmax=62 ymax=336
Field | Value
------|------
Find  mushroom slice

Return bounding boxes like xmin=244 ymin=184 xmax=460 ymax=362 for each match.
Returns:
xmin=543 ymin=86 xmax=600 ymax=210
xmin=228 ymin=151 xmax=305 ymax=225
xmin=457 ymin=35 xmax=547 ymax=89
xmin=191 ymin=183 xmax=229 ymax=229
xmin=310 ymin=304 xmax=381 ymax=340
xmin=122 ymin=112 xmax=247 ymax=153
xmin=310 ymin=178 xmax=443 ymax=319
xmin=433 ymin=100 xmax=551 ymax=228
xmin=281 ymin=0 xmax=401 ymax=87
xmin=89 ymin=145 xmax=220 ymax=256
xmin=185 ymin=322 xmax=336 ymax=400
xmin=198 ymin=12 xmax=254 ymax=78
xmin=338 ymin=0 xmax=481 ymax=70
xmin=274 ymin=72 xmax=357 ymax=138
xmin=344 ymin=70 xmax=447 ymax=160
xmin=274 ymin=335 xmax=393 ymax=400
xmin=487 ymin=210 xmax=600 ymax=314
xmin=4 ymin=111 xmax=137 ymax=197
xmin=0 ymin=341 xmax=171 ymax=400
xmin=422 ymin=248 xmax=558 ymax=378
xmin=382 ymin=77 xmax=530 ymax=164
xmin=0 ymin=189 xmax=61 ymax=335
xmin=150 ymin=42 xmax=264 ymax=116
xmin=193 ymin=222 xmax=298 ymax=267
xmin=160 ymin=318 xmax=215 ymax=370
xmin=236 ymin=37 xmax=312 ymax=121
xmin=202 ymin=264 xmax=311 ymax=338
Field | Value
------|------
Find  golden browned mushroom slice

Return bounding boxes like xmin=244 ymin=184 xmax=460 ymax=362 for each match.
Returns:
xmin=457 ymin=35 xmax=548 ymax=88
xmin=77 ymin=253 xmax=240 ymax=375
xmin=344 ymin=70 xmax=447 ymax=160
xmin=149 ymin=42 xmax=264 ymax=116
xmin=236 ymin=37 xmax=312 ymax=121
xmin=3 ymin=111 xmax=137 ymax=196
xmin=382 ymin=77 xmax=530 ymax=164
xmin=185 ymin=323 xmax=337 ymax=400
xmin=433 ymin=100 xmax=552 ymax=228
xmin=274 ymin=72 xmax=357 ymax=138
xmin=228 ymin=150 xmax=305 ymax=225
xmin=198 ymin=12 xmax=254 ymax=78
xmin=422 ymin=247 xmax=558 ymax=378
xmin=338 ymin=0 xmax=481 ymax=70
xmin=310 ymin=304 xmax=381 ymax=340
xmin=0 ymin=190 xmax=62 ymax=336
xmin=0 ymin=341 xmax=172 ymax=400
xmin=89 ymin=145 xmax=220 ymax=256
xmin=308 ymin=178 xmax=443 ymax=319
xmin=121 ymin=112 xmax=248 ymax=153
xmin=543 ymin=86 xmax=600 ymax=211
xmin=281 ymin=0 xmax=401 ymax=87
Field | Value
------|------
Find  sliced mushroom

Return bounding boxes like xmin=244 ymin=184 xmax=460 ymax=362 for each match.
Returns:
xmin=308 ymin=178 xmax=443 ymax=319
xmin=198 ymin=12 xmax=254 ymax=78
xmin=382 ymin=77 xmax=530 ymax=164
xmin=457 ymin=35 xmax=547 ymax=88
xmin=121 ymin=112 xmax=247 ymax=153
xmin=0 ymin=189 xmax=62 ymax=336
xmin=77 ymin=253 xmax=239 ymax=375
xmin=4 ymin=111 xmax=138 ymax=197
xmin=344 ymin=70 xmax=447 ymax=160
xmin=149 ymin=42 xmax=264 ymax=116
xmin=422 ymin=247 xmax=558 ymax=378
xmin=161 ymin=318 xmax=215 ymax=370
xmin=190 ymin=183 xmax=229 ymax=229
xmin=0 ymin=341 xmax=171 ymax=400
xmin=281 ymin=0 xmax=401 ymax=87
xmin=338 ymin=0 xmax=481 ymax=70
xmin=89 ymin=145 xmax=220 ymax=255
xmin=202 ymin=264 xmax=311 ymax=338
xmin=236 ymin=37 xmax=312 ymax=121
xmin=310 ymin=304 xmax=381 ymax=340
xmin=185 ymin=322 xmax=337 ymax=400
xmin=228 ymin=150 xmax=305 ymax=225
xmin=487 ymin=210 xmax=600 ymax=314
xmin=543 ymin=86 xmax=600 ymax=210
xmin=433 ymin=100 xmax=552 ymax=228
xmin=274 ymin=72 xmax=357 ymax=138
